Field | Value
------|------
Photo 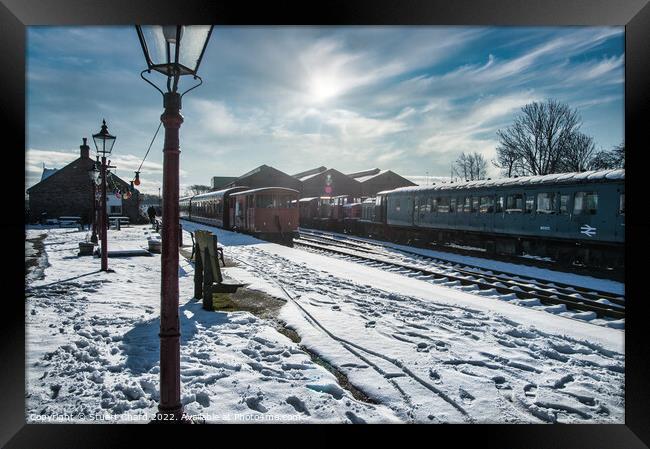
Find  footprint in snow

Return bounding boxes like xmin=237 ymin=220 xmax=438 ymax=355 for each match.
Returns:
xmin=524 ymin=383 xmax=537 ymax=397
xmin=286 ymin=396 xmax=310 ymax=416
xmin=459 ymin=387 xmax=475 ymax=404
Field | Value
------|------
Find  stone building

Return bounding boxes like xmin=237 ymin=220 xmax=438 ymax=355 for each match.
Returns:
xmin=26 ymin=138 xmax=143 ymax=224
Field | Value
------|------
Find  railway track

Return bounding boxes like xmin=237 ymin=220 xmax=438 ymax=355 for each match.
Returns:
xmin=294 ymin=231 xmax=625 ymax=321
xmin=299 ymin=230 xmax=624 ymax=302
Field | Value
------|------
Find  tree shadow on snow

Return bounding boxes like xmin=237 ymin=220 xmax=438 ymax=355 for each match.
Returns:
xmin=121 ymin=298 xmax=233 ymax=374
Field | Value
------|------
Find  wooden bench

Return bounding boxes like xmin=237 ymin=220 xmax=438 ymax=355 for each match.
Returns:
xmin=109 ymin=216 xmax=130 ymax=229
xmin=192 ymin=230 xmax=244 ymax=311
xmin=58 ymin=216 xmax=81 ymax=228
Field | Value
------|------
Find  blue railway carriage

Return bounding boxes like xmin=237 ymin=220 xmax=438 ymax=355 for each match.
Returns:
xmin=383 ymin=169 xmax=624 ymax=267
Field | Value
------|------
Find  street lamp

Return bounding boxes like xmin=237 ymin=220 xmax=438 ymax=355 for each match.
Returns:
xmin=92 ymin=119 xmax=116 ymax=272
xmin=136 ymin=25 xmax=213 ymax=422
xmin=87 ymin=154 xmax=100 ymax=244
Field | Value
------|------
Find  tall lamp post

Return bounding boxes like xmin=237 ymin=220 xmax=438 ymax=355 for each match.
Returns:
xmin=92 ymin=119 xmax=116 ymax=272
xmin=87 ymin=155 xmax=100 ymax=244
xmin=136 ymin=25 xmax=213 ymax=421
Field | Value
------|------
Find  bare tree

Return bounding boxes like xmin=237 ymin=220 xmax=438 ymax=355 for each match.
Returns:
xmin=590 ymin=143 xmax=625 ymax=170
xmin=559 ymin=132 xmax=596 ymax=172
xmin=453 ymin=152 xmax=488 ymax=181
xmin=184 ymin=184 xmax=211 ymax=196
xmin=494 ymin=99 xmax=582 ymax=176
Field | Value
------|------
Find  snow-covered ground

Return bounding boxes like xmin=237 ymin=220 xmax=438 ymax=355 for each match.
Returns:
xmin=25 ymin=223 xmax=625 ymax=424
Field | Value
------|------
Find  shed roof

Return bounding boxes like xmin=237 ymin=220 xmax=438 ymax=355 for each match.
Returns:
xmin=230 ymin=187 xmax=300 ymax=196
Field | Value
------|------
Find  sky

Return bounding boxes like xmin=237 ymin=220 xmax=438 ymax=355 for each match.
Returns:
xmin=26 ymin=26 xmax=624 ymax=195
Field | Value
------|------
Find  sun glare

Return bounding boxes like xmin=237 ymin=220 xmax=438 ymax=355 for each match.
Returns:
xmin=308 ymin=74 xmax=341 ymax=103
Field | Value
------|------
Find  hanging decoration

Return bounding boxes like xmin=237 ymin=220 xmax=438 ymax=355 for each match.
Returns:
xmin=132 ymin=120 xmax=163 ymax=188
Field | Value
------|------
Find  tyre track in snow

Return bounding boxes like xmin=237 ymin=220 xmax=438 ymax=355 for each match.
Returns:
xmin=232 ymin=255 xmax=473 ymax=423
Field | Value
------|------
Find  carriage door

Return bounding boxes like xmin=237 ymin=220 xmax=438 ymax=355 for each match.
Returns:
xmin=571 ymin=190 xmax=600 ymax=241
xmin=534 ymin=190 xmax=558 ymax=237
xmin=522 ymin=190 xmax=537 ymax=235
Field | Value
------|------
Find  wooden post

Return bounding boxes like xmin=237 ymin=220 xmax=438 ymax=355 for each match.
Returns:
xmin=202 ymin=246 xmax=214 ymax=311
xmin=194 ymin=240 xmax=203 ymax=300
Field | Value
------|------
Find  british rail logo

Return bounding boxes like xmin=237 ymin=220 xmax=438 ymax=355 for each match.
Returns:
xmin=580 ymin=224 xmax=597 ymax=237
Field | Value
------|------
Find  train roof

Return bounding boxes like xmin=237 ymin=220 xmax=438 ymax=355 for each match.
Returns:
xmin=191 ymin=186 xmax=249 ymax=200
xmin=378 ymin=169 xmax=624 ymax=195
xmin=230 ymin=187 xmax=300 ymax=196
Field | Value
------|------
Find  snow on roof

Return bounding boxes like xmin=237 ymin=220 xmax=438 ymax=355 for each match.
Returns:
xmin=230 ymin=187 xmax=300 ymax=196
xmin=298 ymin=171 xmax=325 ymax=182
xmin=192 ymin=186 xmax=249 ymax=200
xmin=292 ymin=166 xmax=327 ymax=179
xmin=378 ymin=169 xmax=625 ymax=195
xmin=354 ymin=170 xmax=389 ymax=183
xmin=41 ymin=167 xmax=59 ymax=182
xmin=346 ymin=168 xmax=380 ymax=179
xmin=299 ymin=197 xmax=319 ymax=202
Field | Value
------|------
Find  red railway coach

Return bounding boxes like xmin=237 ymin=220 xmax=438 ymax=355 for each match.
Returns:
xmin=183 ymin=186 xmax=248 ymax=228
xmin=229 ymin=187 xmax=300 ymax=242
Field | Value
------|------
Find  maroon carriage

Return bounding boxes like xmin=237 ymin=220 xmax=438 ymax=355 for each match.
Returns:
xmin=229 ymin=187 xmax=299 ymax=241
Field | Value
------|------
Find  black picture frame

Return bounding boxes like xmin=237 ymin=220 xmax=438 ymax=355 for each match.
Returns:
xmin=4 ymin=0 xmax=649 ymax=446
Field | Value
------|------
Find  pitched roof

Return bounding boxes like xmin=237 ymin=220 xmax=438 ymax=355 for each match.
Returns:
xmin=346 ymin=168 xmax=380 ymax=179
xmin=354 ymin=169 xmax=389 ymax=183
xmin=292 ymin=166 xmax=327 ymax=179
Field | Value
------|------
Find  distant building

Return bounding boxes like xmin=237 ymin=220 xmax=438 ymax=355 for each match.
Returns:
xmin=26 ymin=138 xmax=143 ymax=224
xmin=211 ymin=176 xmax=238 ymax=190
xmin=292 ymin=166 xmax=327 ymax=180
xmin=298 ymin=168 xmax=361 ymax=198
xmin=225 ymin=164 xmax=303 ymax=192
xmin=346 ymin=168 xmax=417 ymax=196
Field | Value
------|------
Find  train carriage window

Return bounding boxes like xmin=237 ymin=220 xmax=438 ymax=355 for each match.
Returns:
xmin=437 ymin=197 xmax=450 ymax=213
xmin=537 ymin=193 xmax=556 ymax=214
xmin=619 ymin=193 xmax=625 ymax=215
xmin=524 ymin=194 xmax=534 ymax=214
xmin=450 ymin=197 xmax=456 ymax=213
xmin=573 ymin=192 xmax=598 ymax=215
xmin=506 ymin=194 xmax=523 ymax=213
xmin=463 ymin=197 xmax=471 ymax=213
xmin=479 ymin=196 xmax=494 ymax=213
xmin=471 ymin=197 xmax=479 ymax=213
xmin=495 ymin=196 xmax=505 ymax=213
xmin=279 ymin=195 xmax=294 ymax=208
xmin=559 ymin=194 xmax=571 ymax=215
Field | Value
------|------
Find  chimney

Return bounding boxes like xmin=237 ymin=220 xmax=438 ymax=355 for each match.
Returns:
xmin=80 ymin=137 xmax=90 ymax=159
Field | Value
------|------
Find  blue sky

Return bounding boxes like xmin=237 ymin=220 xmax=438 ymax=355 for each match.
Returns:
xmin=26 ymin=26 xmax=624 ymax=194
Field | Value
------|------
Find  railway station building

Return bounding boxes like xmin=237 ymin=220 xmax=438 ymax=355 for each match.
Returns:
xmin=224 ymin=164 xmax=303 ymax=192
xmin=346 ymin=168 xmax=417 ymax=197
xmin=26 ymin=138 xmax=143 ymax=224
xmin=296 ymin=167 xmax=362 ymax=198
xmin=211 ymin=176 xmax=238 ymax=190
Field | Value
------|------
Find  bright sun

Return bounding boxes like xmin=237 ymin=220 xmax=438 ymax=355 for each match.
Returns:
xmin=308 ymin=74 xmax=341 ymax=103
